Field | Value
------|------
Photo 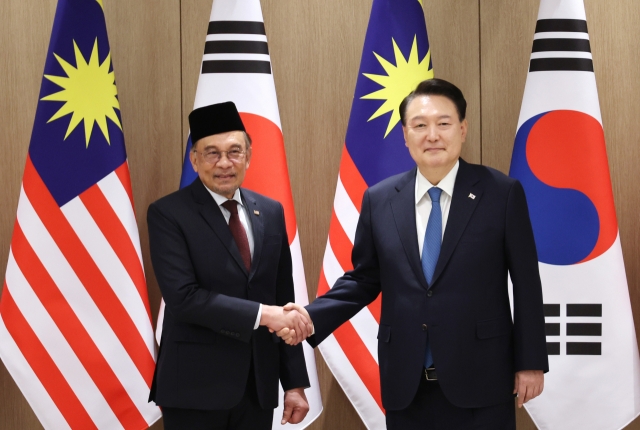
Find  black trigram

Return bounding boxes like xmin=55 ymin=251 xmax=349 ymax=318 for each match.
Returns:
xmin=529 ymin=19 xmax=593 ymax=72
xmin=544 ymin=303 xmax=602 ymax=355
xmin=202 ymin=21 xmax=271 ymax=74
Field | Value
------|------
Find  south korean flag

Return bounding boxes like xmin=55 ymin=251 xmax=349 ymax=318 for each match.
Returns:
xmin=509 ymin=1 xmax=640 ymax=429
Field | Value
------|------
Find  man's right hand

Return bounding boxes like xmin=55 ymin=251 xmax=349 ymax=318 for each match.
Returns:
xmin=275 ymin=303 xmax=313 ymax=345
xmin=260 ymin=305 xmax=312 ymax=345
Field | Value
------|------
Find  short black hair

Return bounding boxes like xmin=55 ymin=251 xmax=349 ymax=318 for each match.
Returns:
xmin=399 ymin=78 xmax=467 ymax=125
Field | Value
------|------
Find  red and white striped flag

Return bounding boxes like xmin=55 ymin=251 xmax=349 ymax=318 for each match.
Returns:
xmin=316 ymin=0 xmax=433 ymax=428
xmin=0 ymin=0 xmax=161 ymax=428
xmin=155 ymin=0 xmax=322 ymax=427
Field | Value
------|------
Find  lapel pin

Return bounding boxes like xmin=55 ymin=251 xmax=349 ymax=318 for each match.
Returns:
xmin=468 ymin=193 xmax=476 ymax=200
xmin=254 ymin=210 xmax=260 ymax=216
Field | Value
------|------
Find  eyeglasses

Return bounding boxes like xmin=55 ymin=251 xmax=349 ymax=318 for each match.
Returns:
xmin=194 ymin=148 xmax=247 ymax=164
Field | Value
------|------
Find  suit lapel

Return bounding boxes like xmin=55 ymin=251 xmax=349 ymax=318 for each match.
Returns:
xmin=241 ymin=189 xmax=264 ymax=281
xmin=191 ymin=179 xmax=249 ymax=276
xmin=431 ymin=159 xmax=483 ymax=286
xmin=390 ymin=168 xmax=429 ymax=290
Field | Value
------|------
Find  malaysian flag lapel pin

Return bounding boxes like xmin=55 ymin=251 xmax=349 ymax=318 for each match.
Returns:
xmin=254 ymin=210 xmax=260 ymax=215
xmin=468 ymin=193 xmax=476 ymax=199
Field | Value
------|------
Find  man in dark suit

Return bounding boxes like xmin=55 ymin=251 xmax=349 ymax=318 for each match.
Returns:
xmin=282 ymin=79 xmax=548 ymax=429
xmin=148 ymin=102 xmax=312 ymax=429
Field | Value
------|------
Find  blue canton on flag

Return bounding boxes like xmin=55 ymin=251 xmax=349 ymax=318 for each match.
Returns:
xmin=31 ymin=0 xmax=126 ymax=206
xmin=346 ymin=0 xmax=432 ymax=187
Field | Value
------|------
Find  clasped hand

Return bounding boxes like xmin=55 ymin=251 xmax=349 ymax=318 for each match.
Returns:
xmin=260 ymin=303 xmax=313 ymax=345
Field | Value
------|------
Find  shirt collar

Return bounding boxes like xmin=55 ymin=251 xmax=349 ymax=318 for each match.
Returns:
xmin=415 ymin=160 xmax=460 ymax=204
xmin=204 ymin=185 xmax=243 ymax=208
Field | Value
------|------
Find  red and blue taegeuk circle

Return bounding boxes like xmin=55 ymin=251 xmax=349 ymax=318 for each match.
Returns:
xmin=509 ymin=110 xmax=617 ymax=265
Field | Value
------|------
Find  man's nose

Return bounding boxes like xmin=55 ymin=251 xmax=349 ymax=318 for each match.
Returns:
xmin=217 ymin=153 xmax=234 ymax=167
xmin=425 ymin=126 xmax=438 ymax=142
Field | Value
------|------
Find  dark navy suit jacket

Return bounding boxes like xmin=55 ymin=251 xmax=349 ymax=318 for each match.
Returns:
xmin=306 ymin=159 xmax=548 ymax=411
xmin=147 ymin=178 xmax=309 ymax=410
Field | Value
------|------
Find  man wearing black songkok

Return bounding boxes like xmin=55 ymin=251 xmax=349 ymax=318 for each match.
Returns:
xmin=147 ymin=102 xmax=312 ymax=429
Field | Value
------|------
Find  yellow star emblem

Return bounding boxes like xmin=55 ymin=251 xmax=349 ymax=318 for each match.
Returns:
xmin=41 ymin=38 xmax=121 ymax=147
xmin=361 ymin=36 xmax=434 ymax=137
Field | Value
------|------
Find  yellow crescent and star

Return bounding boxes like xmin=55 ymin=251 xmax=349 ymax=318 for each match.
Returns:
xmin=361 ymin=0 xmax=432 ymax=137
xmin=40 ymin=0 xmax=119 ymax=148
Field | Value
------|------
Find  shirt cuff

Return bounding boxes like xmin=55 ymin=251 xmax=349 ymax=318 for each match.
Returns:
xmin=254 ymin=303 xmax=262 ymax=330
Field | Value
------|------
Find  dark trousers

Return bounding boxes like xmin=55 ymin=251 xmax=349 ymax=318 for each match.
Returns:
xmin=162 ymin=364 xmax=273 ymax=430
xmin=386 ymin=374 xmax=516 ymax=430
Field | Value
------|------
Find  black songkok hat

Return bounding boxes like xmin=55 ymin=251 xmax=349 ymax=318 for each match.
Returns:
xmin=188 ymin=101 xmax=246 ymax=143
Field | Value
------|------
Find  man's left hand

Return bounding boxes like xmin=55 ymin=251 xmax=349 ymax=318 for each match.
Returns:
xmin=281 ymin=387 xmax=309 ymax=425
xmin=513 ymin=370 xmax=544 ymax=408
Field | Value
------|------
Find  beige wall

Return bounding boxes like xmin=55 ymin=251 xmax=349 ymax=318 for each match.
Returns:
xmin=1 ymin=0 xmax=639 ymax=428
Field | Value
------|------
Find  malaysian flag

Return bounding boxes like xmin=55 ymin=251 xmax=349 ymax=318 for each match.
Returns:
xmin=154 ymin=0 xmax=322 ymax=427
xmin=0 ymin=0 xmax=161 ymax=428
xmin=316 ymin=0 xmax=432 ymax=428
xmin=509 ymin=0 xmax=640 ymax=428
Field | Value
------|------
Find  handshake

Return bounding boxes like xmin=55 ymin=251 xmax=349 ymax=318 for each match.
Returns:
xmin=259 ymin=303 xmax=313 ymax=345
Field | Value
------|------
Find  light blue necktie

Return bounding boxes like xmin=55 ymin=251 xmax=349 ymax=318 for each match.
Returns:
xmin=422 ymin=187 xmax=442 ymax=369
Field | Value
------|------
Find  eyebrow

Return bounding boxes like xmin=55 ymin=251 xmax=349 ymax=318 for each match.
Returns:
xmin=410 ymin=114 xmax=452 ymax=121
xmin=202 ymin=143 xmax=242 ymax=151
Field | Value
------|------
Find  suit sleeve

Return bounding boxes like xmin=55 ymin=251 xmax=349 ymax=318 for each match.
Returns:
xmin=505 ymin=180 xmax=549 ymax=373
xmin=274 ymin=204 xmax=310 ymax=391
xmin=307 ymin=189 xmax=382 ymax=347
xmin=148 ymin=202 xmax=259 ymax=343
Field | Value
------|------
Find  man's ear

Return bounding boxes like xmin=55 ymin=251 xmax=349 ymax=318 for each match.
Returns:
xmin=402 ymin=126 xmax=409 ymax=147
xmin=189 ymin=148 xmax=198 ymax=173
xmin=245 ymin=146 xmax=252 ymax=168
xmin=460 ymin=119 xmax=468 ymax=143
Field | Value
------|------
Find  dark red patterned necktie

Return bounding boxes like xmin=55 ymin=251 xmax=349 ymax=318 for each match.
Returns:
xmin=221 ymin=200 xmax=251 ymax=270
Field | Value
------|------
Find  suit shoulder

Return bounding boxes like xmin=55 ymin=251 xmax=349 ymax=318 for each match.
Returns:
xmin=466 ymin=162 xmax=518 ymax=189
xmin=367 ymin=169 xmax=415 ymax=197
xmin=149 ymin=185 xmax=191 ymax=211
xmin=241 ymin=188 xmax=283 ymax=210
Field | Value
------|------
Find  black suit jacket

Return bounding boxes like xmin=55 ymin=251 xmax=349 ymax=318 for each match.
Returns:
xmin=306 ymin=159 xmax=548 ymax=410
xmin=147 ymin=178 xmax=309 ymax=410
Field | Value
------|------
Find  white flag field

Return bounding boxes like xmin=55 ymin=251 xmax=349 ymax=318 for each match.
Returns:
xmin=155 ymin=0 xmax=322 ymax=428
xmin=508 ymin=1 xmax=640 ymax=429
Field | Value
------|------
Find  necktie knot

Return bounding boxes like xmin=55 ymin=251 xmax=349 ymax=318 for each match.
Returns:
xmin=428 ymin=187 xmax=442 ymax=203
xmin=221 ymin=200 xmax=239 ymax=215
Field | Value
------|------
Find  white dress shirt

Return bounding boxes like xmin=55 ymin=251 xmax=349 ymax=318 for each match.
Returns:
xmin=415 ymin=160 xmax=460 ymax=257
xmin=205 ymin=187 xmax=261 ymax=329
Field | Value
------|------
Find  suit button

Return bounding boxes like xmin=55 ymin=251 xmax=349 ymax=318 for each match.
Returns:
xmin=235 ymin=333 xmax=240 ymax=338
xmin=422 ymin=324 xmax=428 ymax=331
xmin=427 ymin=290 xmax=433 ymax=297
